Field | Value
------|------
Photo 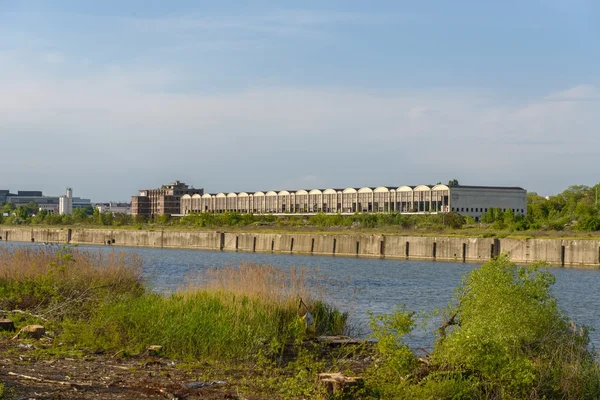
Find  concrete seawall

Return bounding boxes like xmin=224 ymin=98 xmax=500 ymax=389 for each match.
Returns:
xmin=1 ymin=227 xmax=599 ymax=267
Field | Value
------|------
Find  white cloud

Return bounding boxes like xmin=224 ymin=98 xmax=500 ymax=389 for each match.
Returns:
xmin=0 ymin=61 xmax=598 ymax=199
xmin=41 ymin=52 xmax=64 ymax=64
xmin=545 ymin=84 xmax=600 ymax=101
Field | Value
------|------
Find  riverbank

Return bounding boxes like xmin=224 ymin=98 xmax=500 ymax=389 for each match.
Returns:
xmin=1 ymin=248 xmax=598 ymax=399
xmin=1 ymin=226 xmax=599 ymax=267
xmin=0 ymin=247 xmax=353 ymax=399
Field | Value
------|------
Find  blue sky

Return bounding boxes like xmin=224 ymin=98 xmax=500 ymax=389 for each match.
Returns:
xmin=1 ymin=1 xmax=599 ymax=201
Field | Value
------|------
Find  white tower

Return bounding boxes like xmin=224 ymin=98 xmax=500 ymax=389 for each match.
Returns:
xmin=59 ymin=187 xmax=73 ymax=215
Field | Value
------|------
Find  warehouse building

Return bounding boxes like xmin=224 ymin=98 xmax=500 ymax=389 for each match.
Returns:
xmin=180 ymin=184 xmax=526 ymax=219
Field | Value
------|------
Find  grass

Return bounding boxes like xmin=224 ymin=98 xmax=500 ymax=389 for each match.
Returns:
xmin=67 ymin=263 xmax=347 ymax=360
xmin=2 ymin=246 xmax=599 ymax=399
xmin=0 ymin=246 xmax=347 ymax=362
xmin=0 ymin=246 xmax=144 ymax=319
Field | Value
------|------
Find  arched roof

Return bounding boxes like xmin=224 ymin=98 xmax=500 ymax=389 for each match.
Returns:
xmin=181 ymin=194 xmax=191 ymax=199
xmin=238 ymin=192 xmax=249 ymax=197
xmin=323 ymin=188 xmax=337 ymax=194
xmin=202 ymin=193 xmax=212 ymax=199
xmin=227 ymin=192 xmax=237 ymax=198
xmin=358 ymin=187 xmax=373 ymax=193
xmin=396 ymin=186 xmax=414 ymax=192
xmin=192 ymin=194 xmax=202 ymax=199
xmin=216 ymin=193 xmax=226 ymax=198
xmin=309 ymin=189 xmax=322 ymax=195
xmin=266 ymin=191 xmax=277 ymax=196
xmin=295 ymin=189 xmax=309 ymax=195
xmin=278 ymin=190 xmax=290 ymax=196
xmin=343 ymin=188 xmax=357 ymax=194
xmin=432 ymin=184 xmax=449 ymax=191
xmin=374 ymin=187 xmax=391 ymax=193
xmin=254 ymin=191 xmax=265 ymax=197
xmin=414 ymin=185 xmax=432 ymax=192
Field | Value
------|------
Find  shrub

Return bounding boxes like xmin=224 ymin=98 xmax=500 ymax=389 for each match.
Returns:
xmin=366 ymin=255 xmax=600 ymax=399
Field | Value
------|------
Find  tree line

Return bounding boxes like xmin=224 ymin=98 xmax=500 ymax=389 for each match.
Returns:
xmin=1 ymin=183 xmax=599 ymax=232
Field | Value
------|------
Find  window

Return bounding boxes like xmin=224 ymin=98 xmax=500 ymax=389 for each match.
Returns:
xmin=451 ymin=207 xmax=455 ymax=211
xmin=461 ymin=208 xmax=464 ymax=212
xmin=485 ymin=208 xmax=488 ymax=212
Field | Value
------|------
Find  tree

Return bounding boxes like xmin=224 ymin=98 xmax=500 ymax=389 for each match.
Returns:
xmin=448 ymin=179 xmax=459 ymax=187
xmin=81 ymin=205 xmax=95 ymax=216
xmin=2 ymin=203 xmax=14 ymax=214
xmin=16 ymin=206 xmax=30 ymax=220
xmin=73 ymin=207 xmax=91 ymax=223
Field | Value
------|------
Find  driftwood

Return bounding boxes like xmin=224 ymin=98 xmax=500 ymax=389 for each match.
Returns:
xmin=8 ymin=371 xmax=92 ymax=387
xmin=317 ymin=335 xmax=364 ymax=346
xmin=318 ymin=372 xmax=364 ymax=395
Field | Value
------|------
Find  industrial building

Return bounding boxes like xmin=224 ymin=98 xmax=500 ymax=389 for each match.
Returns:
xmin=0 ymin=188 xmax=91 ymax=214
xmin=59 ymin=188 xmax=73 ymax=215
xmin=180 ymin=184 xmax=527 ymax=219
xmin=96 ymin=202 xmax=132 ymax=215
xmin=131 ymin=181 xmax=204 ymax=217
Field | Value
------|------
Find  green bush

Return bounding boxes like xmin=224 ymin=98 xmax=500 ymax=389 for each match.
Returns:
xmin=366 ymin=256 xmax=600 ymax=399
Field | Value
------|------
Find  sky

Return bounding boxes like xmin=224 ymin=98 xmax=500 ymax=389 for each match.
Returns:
xmin=0 ymin=1 xmax=599 ymax=202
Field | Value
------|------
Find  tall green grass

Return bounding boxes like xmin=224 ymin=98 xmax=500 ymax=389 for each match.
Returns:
xmin=0 ymin=247 xmax=347 ymax=360
xmin=0 ymin=246 xmax=144 ymax=319
xmin=67 ymin=263 xmax=348 ymax=359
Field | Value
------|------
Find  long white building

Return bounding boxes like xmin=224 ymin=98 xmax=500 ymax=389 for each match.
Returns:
xmin=180 ymin=184 xmax=527 ymax=220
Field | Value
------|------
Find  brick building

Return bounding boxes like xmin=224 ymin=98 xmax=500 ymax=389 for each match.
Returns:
xmin=131 ymin=181 xmax=203 ymax=217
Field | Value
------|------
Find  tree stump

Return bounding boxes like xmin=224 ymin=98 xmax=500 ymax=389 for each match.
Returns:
xmin=21 ymin=325 xmax=45 ymax=339
xmin=0 ymin=319 xmax=15 ymax=332
xmin=318 ymin=372 xmax=364 ymax=395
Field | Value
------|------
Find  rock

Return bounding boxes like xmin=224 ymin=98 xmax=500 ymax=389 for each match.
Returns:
xmin=183 ymin=380 xmax=227 ymax=389
xmin=0 ymin=319 xmax=15 ymax=332
xmin=21 ymin=325 xmax=45 ymax=339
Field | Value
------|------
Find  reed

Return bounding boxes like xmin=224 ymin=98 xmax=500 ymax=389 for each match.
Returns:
xmin=71 ymin=262 xmax=348 ymax=359
xmin=0 ymin=246 xmax=347 ymax=360
xmin=0 ymin=246 xmax=144 ymax=318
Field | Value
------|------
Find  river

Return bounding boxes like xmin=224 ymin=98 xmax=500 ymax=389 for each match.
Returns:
xmin=3 ymin=242 xmax=600 ymax=352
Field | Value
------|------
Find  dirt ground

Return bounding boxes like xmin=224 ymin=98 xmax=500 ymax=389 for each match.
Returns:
xmin=0 ymin=338 xmax=267 ymax=400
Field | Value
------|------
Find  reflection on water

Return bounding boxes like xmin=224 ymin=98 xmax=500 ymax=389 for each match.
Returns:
xmin=2 ymin=242 xmax=599 ymax=351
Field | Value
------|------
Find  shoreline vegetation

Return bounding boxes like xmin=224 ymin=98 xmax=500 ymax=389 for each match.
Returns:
xmin=1 ymin=184 xmax=600 ymax=241
xmin=1 ymin=247 xmax=599 ymax=399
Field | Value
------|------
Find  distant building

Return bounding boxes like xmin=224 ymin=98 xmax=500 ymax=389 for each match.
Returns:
xmin=7 ymin=192 xmax=60 ymax=213
xmin=131 ymin=180 xmax=204 ymax=217
xmin=181 ymin=183 xmax=527 ymax=220
xmin=1 ymin=188 xmax=90 ymax=215
xmin=0 ymin=190 xmax=14 ymax=204
xmin=17 ymin=191 xmax=43 ymax=197
xmin=96 ymin=202 xmax=132 ymax=215
xmin=59 ymin=188 xmax=73 ymax=215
